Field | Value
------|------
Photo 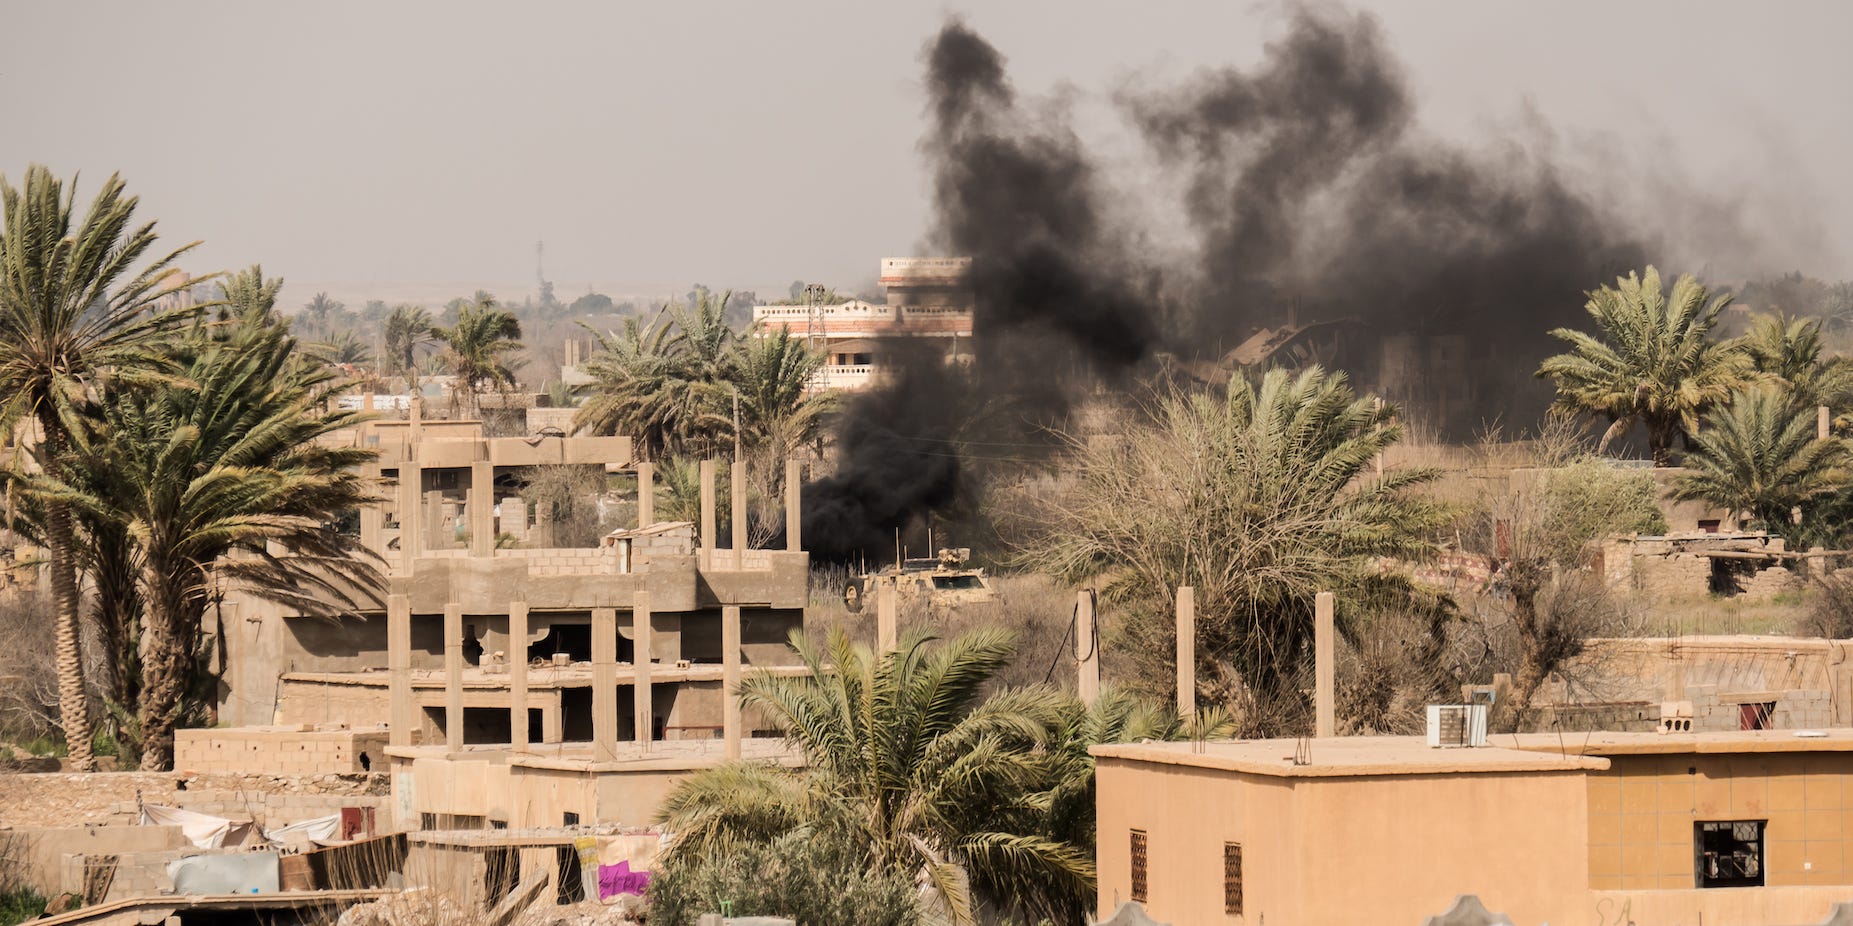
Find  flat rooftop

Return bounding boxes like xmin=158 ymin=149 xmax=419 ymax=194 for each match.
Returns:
xmin=386 ymin=736 xmax=803 ymax=773
xmin=1505 ymin=728 xmax=1853 ymax=757
xmin=1585 ymin=634 xmax=1845 ymax=648
xmin=1090 ymin=736 xmax=1608 ymax=778
xmin=408 ymin=824 xmax=659 ymax=848
xmin=288 ymin=664 xmax=811 ymax=689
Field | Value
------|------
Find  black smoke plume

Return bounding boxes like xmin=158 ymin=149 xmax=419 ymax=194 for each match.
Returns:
xmin=804 ymin=7 xmax=1665 ymax=564
xmin=1132 ymin=10 xmax=1643 ymax=394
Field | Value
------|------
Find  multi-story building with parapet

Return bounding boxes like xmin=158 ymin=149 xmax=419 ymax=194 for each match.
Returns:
xmin=751 ymin=257 xmax=973 ymax=391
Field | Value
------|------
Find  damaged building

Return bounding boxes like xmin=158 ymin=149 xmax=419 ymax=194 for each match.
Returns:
xmin=205 ymin=413 xmax=814 ymax=833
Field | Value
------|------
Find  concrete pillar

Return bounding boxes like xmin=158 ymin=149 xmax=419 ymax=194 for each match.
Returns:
xmin=731 ymin=459 xmax=748 ymax=559
xmin=785 ymin=458 xmax=801 ymax=552
xmin=363 ymin=391 xmax=375 ymax=412
xmin=634 ymin=592 xmax=653 ymax=752
xmin=699 ymin=459 xmax=716 ymax=569
xmin=427 ymin=491 xmax=447 ymax=549
xmin=534 ymin=500 xmax=556 ymax=548
xmin=388 ymin=595 xmax=413 ymax=747
xmin=723 ymin=605 xmax=742 ymax=760
xmin=1315 ymin=590 xmax=1335 ymax=738
xmin=360 ymin=505 xmax=383 ymax=556
xmin=1821 ymin=405 xmax=1832 ymax=441
xmin=397 ymin=463 xmax=422 ymax=570
xmin=1076 ymin=590 xmax=1099 ymax=706
xmin=636 ymin=462 xmax=654 ymax=529
xmin=444 ymin=602 xmax=464 ymax=754
xmin=1176 ymin=586 xmax=1195 ymax=720
xmin=409 ymin=395 xmax=423 ymax=439
xmin=877 ymin=576 xmax=897 ymax=653
xmin=592 ymin=607 xmax=617 ymax=762
xmin=359 ymin=467 xmax=383 ymax=554
xmin=470 ymin=462 xmax=494 ymax=555
xmin=509 ymin=602 xmax=529 ymax=753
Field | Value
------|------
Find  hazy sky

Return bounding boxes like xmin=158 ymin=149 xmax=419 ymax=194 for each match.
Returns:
xmin=7 ymin=1 xmax=1852 ymax=306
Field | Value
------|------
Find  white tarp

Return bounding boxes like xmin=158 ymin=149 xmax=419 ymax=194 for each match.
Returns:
xmin=263 ymin=813 xmax=341 ymax=848
xmin=139 ymin=804 xmax=254 ymax=850
xmin=168 ymin=851 xmax=279 ymax=895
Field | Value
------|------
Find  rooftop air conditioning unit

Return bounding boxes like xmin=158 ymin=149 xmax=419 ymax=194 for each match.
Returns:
xmin=1426 ymin=704 xmax=1488 ymax=748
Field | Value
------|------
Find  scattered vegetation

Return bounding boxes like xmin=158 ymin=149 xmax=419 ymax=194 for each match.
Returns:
xmin=1538 ymin=265 xmax=1748 ymax=464
xmin=1019 ymin=367 xmax=1448 ymax=733
xmin=657 ymin=627 xmax=1197 ymax=925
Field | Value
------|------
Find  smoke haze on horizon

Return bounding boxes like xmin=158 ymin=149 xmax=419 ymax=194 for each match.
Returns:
xmin=3 ymin=1 xmax=1851 ymax=305
xmin=801 ymin=4 xmax=1825 ymax=563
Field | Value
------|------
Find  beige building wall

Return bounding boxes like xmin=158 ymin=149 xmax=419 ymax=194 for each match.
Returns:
xmin=1591 ymin=751 xmax=1853 ymax=890
xmin=173 ymin=726 xmax=388 ymax=775
xmin=1094 ymin=759 xmax=1590 ymax=925
xmin=1588 ymin=884 xmax=1853 ymax=923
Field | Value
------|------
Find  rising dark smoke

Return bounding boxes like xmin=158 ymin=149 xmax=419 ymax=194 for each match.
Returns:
xmin=804 ymin=6 xmax=1660 ymax=564
xmin=1134 ymin=10 xmax=1643 ymax=380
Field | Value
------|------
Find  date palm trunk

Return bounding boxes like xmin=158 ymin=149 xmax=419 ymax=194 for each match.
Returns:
xmin=47 ymin=497 xmax=93 ymax=770
xmin=137 ymin=576 xmax=192 ymax=772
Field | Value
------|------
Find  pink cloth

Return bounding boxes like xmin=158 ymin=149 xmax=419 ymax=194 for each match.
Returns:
xmin=597 ymin=860 xmax=652 ymax=898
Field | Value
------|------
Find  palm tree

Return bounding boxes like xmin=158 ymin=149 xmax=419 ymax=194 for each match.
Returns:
xmin=574 ymin=296 xmax=737 ymax=457
xmin=1538 ymin=266 xmax=1750 ymax=465
xmin=575 ymin=311 xmax=685 ymax=455
xmin=0 ymin=166 xmax=201 ymax=769
xmin=652 ymin=455 xmax=723 ymax=528
xmin=216 ymin=264 xmax=284 ymax=327
xmin=1673 ymin=384 xmax=1852 ymax=535
xmin=383 ymin=304 xmax=434 ymax=395
xmin=301 ymin=291 xmax=341 ymax=336
xmin=1743 ymin=312 xmax=1853 ymax=415
xmin=433 ymin=294 xmax=522 ymax=418
xmin=46 ymin=314 xmax=382 ymax=768
xmin=728 ymin=328 xmax=834 ymax=465
xmin=311 ymin=328 xmax=374 ymax=368
xmin=1024 ymin=367 xmax=1445 ymax=718
xmin=659 ymin=627 xmax=1095 ymax=925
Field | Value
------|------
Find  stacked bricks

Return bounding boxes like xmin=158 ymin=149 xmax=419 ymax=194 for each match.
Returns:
xmin=0 ymin=770 xmax=388 ymax=829
xmin=174 ymin=726 xmax=390 ymax=777
xmin=1683 ymin=684 xmax=1836 ymax=732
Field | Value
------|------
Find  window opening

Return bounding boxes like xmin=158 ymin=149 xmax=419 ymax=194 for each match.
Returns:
xmin=1130 ymin=830 xmax=1148 ymax=903
xmin=1223 ymin=842 xmax=1243 ymax=915
xmin=1740 ymin=702 xmax=1775 ymax=731
xmin=1696 ymin=820 xmax=1765 ymax=888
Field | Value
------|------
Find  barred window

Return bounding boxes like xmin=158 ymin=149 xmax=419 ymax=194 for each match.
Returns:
xmin=1223 ymin=842 xmax=1244 ymax=914
xmin=1130 ymin=829 xmax=1148 ymax=902
xmin=1696 ymin=820 xmax=1765 ymax=888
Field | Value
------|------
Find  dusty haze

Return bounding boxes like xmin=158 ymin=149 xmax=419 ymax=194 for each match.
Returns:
xmin=3 ymin=1 xmax=1851 ymax=306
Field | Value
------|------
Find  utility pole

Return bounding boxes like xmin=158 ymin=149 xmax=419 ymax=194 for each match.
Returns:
xmin=803 ymin=283 xmax=828 ymax=353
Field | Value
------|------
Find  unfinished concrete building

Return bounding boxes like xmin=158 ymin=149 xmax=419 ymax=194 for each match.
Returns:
xmin=208 ymin=415 xmax=812 ymax=832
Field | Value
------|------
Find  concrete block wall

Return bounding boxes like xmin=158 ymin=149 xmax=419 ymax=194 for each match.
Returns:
xmin=1631 ymin=554 xmax=1713 ymax=597
xmin=275 ymin=680 xmax=393 ymax=729
xmin=8 ymin=825 xmax=188 ymax=898
xmin=1741 ymin=565 xmax=1806 ymax=602
xmin=1683 ymin=684 xmax=1834 ymax=732
xmin=174 ymin=727 xmax=390 ymax=776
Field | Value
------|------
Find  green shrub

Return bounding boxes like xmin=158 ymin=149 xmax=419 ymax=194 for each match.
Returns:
xmin=0 ymin=888 xmax=46 ymax=926
xmin=648 ymin=827 xmax=921 ymax=926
